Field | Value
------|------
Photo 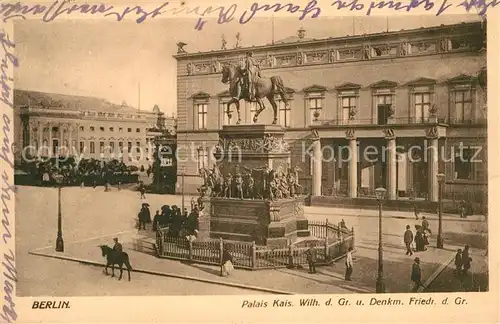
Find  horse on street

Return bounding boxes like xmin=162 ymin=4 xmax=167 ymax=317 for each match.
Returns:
xmin=99 ymin=245 xmax=133 ymax=281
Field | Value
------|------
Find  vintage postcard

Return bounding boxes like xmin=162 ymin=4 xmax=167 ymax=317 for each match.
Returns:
xmin=1 ymin=0 xmax=498 ymax=322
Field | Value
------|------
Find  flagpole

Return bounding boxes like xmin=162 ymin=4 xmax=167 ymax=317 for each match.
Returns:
xmin=386 ymin=16 xmax=389 ymax=32
xmin=272 ymin=15 xmax=275 ymax=45
xmin=138 ymin=83 xmax=141 ymax=111
xmin=353 ymin=16 xmax=355 ymax=35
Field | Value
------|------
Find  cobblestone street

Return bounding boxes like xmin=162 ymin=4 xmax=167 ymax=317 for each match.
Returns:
xmin=17 ymin=186 xmax=488 ymax=296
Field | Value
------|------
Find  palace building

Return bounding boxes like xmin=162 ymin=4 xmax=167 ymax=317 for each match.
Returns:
xmin=14 ymin=90 xmax=175 ymax=169
xmin=175 ymin=22 xmax=487 ymax=208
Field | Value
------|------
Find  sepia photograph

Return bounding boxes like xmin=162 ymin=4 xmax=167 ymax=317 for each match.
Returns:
xmin=11 ymin=13 xmax=488 ymax=300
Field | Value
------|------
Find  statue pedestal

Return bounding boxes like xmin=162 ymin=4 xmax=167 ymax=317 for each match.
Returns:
xmin=207 ymin=197 xmax=309 ymax=247
xmin=197 ymin=198 xmax=211 ymax=240
xmin=201 ymin=124 xmax=309 ymax=247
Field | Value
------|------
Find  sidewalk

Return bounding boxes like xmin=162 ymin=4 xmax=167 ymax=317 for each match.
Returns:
xmin=306 ymin=205 xmax=485 ymax=222
xmin=426 ymin=251 xmax=489 ymax=292
xmin=29 ymin=231 xmax=465 ymax=294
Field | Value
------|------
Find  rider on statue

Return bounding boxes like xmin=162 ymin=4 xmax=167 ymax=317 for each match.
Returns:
xmin=243 ymin=52 xmax=262 ymax=101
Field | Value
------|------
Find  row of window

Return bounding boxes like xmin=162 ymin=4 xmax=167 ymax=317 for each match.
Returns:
xmin=79 ymin=126 xmax=143 ymax=133
xmin=82 ymin=111 xmax=145 ymax=119
xmin=194 ymin=87 xmax=475 ymax=129
xmin=79 ymin=141 xmax=146 ymax=154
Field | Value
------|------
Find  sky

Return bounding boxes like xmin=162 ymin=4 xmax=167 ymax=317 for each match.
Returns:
xmin=14 ymin=14 xmax=481 ymax=116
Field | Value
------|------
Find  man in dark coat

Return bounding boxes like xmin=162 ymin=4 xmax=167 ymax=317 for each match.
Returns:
xmin=138 ymin=205 xmax=148 ymax=230
xmin=113 ymin=238 xmax=123 ymax=253
xmin=153 ymin=210 xmax=161 ymax=231
xmin=404 ymin=225 xmax=414 ymax=256
xmin=454 ymin=249 xmax=463 ymax=275
xmin=422 ymin=216 xmax=432 ymax=235
xmin=462 ymin=245 xmax=472 ymax=275
xmin=145 ymin=205 xmax=152 ymax=224
xmin=411 ymin=257 xmax=422 ymax=292
xmin=305 ymin=244 xmax=317 ymax=274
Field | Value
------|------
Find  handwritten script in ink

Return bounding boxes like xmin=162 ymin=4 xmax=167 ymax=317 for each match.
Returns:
xmin=0 ymin=0 xmax=495 ymax=30
xmin=0 ymin=29 xmax=18 ymax=324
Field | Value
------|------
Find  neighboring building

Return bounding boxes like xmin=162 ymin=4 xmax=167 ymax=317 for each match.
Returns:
xmin=146 ymin=104 xmax=178 ymax=193
xmin=174 ymin=22 xmax=487 ymax=205
xmin=14 ymin=90 xmax=163 ymax=169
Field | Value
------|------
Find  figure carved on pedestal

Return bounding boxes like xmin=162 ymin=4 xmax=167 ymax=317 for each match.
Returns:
xmin=234 ymin=173 xmax=244 ymax=200
xmin=244 ymin=172 xmax=255 ymax=199
xmin=223 ymin=173 xmax=233 ymax=198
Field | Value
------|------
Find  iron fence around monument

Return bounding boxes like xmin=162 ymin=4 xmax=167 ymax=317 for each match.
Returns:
xmin=155 ymin=221 xmax=355 ymax=270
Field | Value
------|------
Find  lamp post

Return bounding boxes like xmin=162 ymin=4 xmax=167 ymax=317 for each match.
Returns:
xmin=375 ymin=187 xmax=387 ymax=293
xmin=181 ymin=167 xmax=185 ymax=212
xmin=155 ymin=139 xmax=161 ymax=193
xmin=437 ymin=173 xmax=445 ymax=249
xmin=53 ymin=174 xmax=64 ymax=252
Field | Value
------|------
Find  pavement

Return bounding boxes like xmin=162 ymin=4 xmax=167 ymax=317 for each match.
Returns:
xmin=17 ymin=186 xmax=489 ymax=295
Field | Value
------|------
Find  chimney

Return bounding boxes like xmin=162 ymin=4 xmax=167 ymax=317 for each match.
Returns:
xmin=297 ymin=26 xmax=306 ymax=39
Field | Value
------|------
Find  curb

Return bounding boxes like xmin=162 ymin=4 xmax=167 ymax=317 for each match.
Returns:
xmin=418 ymin=252 xmax=455 ymax=292
xmin=29 ymin=251 xmax=294 ymax=295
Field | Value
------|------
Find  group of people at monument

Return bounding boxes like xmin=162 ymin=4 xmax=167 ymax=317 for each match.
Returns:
xmin=150 ymin=203 xmax=200 ymax=237
xmin=198 ymin=164 xmax=302 ymax=201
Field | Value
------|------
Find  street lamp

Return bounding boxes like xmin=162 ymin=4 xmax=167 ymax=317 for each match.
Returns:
xmin=375 ymin=187 xmax=387 ymax=293
xmin=176 ymin=167 xmax=185 ymax=212
xmin=53 ymin=173 xmax=64 ymax=252
xmin=436 ymin=173 xmax=445 ymax=249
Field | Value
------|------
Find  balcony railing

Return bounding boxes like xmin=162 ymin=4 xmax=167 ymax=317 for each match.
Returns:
xmin=315 ymin=116 xmax=486 ymax=127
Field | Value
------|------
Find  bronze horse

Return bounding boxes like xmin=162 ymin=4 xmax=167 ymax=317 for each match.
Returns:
xmin=221 ymin=63 xmax=289 ymax=125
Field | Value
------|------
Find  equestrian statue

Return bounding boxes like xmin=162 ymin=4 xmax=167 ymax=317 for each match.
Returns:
xmin=221 ymin=52 xmax=289 ymax=125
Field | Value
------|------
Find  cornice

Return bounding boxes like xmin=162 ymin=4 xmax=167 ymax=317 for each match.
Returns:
xmin=173 ymin=22 xmax=483 ymax=61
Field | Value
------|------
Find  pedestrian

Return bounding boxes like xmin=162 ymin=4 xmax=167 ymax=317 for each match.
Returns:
xmin=221 ymin=247 xmax=234 ymax=277
xmin=413 ymin=203 xmax=419 ymax=220
xmin=414 ymin=226 xmax=426 ymax=252
xmin=112 ymin=238 xmax=123 ymax=253
xmin=462 ymin=245 xmax=472 ymax=275
xmin=138 ymin=182 xmax=146 ymax=199
xmin=454 ymin=249 xmax=463 ymax=275
xmin=345 ymin=247 xmax=353 ymax=281
xmin=340 ymin=219 xmax=348 ymax=230
xmin=138 ymin=206 xmax=147 ymax=230
xmin=411 ymin=257 xmax=423 ymax=292
xmin=152 ymin=210 xmax=161 ymax=231
xmin=404 ymin=225 xmax=414 ymax=256
xmin=305 ymin=243 xmax=317 ymax=274
xmin=459 ymin=200 xmax=466 ymax=218
xmin=422 ymin=216 xmax=432 ymax=235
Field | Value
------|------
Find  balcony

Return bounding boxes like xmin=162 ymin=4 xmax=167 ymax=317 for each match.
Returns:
xmin=315 ymin=117 xmax=448 ymax=127
xmin=314 ymin=116 xmax=487 ymax=127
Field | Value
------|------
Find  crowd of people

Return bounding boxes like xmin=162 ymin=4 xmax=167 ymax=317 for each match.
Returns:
xmin=403 ymin=216 xmax=433 ymax=256
xmin=23 ymin=157 xmax=140 ymax=186
xmin=138 ymin=200 xmax=200 ymax=238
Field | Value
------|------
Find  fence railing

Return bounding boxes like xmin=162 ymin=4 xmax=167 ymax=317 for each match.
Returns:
xmin=155 ymin=221 xmax=354 ymax=270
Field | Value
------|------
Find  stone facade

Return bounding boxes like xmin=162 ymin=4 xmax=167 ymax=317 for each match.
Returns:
xmin=14 ymin=89 xmax=174 ymax=169
xmin=174 ymin=22 xmax=487 ymax=204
